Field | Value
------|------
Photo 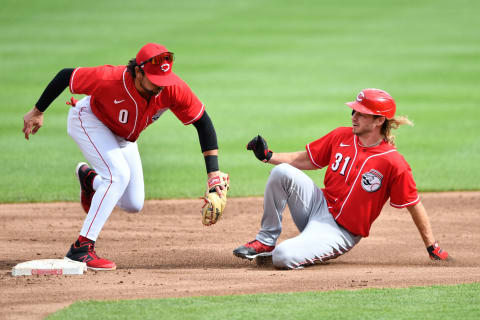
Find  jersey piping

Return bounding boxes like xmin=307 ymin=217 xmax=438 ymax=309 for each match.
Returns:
xmin=390 ymin=195 xmax=420 ymax=208
xmin=184 ymin=104 xmax=205 ymax=125
xmin=122 ymin=69 xmax=138 ymax=140
xmin=306 ymin=144 xmax=323 ymax=168
xmin=335 ymin=149 xmax=397 ymax=220
xmin=344 ymin=135 xmax=358 ymax=181
xmin=70 ymin=68 xmax=81 ymax=94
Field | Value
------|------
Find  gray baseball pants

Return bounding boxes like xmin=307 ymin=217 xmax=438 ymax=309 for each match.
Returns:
xmin=256 ymin=163 xmax=361 ymax=269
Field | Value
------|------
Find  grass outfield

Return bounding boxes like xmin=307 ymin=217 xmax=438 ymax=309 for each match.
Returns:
xmin=46 ymin=283 xmax=480 ymax=320
xmin=2 ymin=2 xmax=478 ymax=318
xmin=1 ymin=0 xmax=479 ymax=202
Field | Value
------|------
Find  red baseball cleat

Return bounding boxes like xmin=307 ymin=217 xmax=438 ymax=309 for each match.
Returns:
xmin=427 ymin=241 xmax=449 ymax=261
xmin=65 ymin=239 xmax=116 ymax=271
xmin=76 ymin=162 xmax=97 ymax=214
xmin=233 ymin=240 xmax=275 ymax=260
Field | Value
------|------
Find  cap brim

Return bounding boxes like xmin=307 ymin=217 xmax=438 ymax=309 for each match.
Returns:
xmin=345 ymin=101 xmax=376 ymax=115
xmin=145 ymin=72 xmax=179 ymax=87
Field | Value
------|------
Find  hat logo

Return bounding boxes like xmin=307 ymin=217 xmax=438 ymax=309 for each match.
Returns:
xmin=356 ymin=92 xmax=365 ymax=102
xmin=160 ymin=63 xmax=170 ymax=72
xmin=160 ymin=63 xmax=170 ymax=73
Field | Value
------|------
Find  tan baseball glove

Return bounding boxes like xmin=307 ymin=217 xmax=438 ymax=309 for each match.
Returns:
xmin=201 ymin=172 xmax=230 ymax=226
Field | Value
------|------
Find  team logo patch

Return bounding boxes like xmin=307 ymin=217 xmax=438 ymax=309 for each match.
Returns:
xmin=356 ymin=91 xmax=365 ymax=102
xmin=361 ymin=169 xmax=383 ymax=192
xmin=160 ymin=63 xmax=170 ymax=72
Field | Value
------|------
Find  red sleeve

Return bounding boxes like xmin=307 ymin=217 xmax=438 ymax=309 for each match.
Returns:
xmin=69 ymin=67 xmax=102 ymax=95
xmin=166 ymin=78 xmax=204 ymax=125
xmin=389 ymin=166 xmax=420 ymax=208
xmin=305 ymin=129 xmax=338 ymax=168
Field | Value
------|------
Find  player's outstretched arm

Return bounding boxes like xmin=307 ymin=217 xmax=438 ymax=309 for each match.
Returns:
xmin=192 ymin=111 xmax=229 ymax=226
xmin=23 ymin=68 xmax=74 ymax=140
xmin=246 ymin=135 xmax=316 ymax=170
xmin=269 ymin=151 xmax=316 ymax=170
xmin=407 ymin=201 xmax=449 ymax=261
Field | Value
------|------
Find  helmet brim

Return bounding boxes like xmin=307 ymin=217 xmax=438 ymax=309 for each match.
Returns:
xmin=345 ymin=101 xmax=377 ymax=116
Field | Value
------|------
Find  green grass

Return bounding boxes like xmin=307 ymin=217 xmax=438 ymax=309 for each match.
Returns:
xmin=2 ymin=2 xmax=478 ymax=318
xmin=1 ymin=0 xmax=479 ymax=202
xmin=47 ymin=283 xmax=480 ymax=320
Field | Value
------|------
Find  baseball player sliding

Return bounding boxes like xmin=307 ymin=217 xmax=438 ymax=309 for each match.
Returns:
xmin=234 ymin=88 xmax=449 ymax=269
xmin=23 ymin=43 xmax=229 ymax=271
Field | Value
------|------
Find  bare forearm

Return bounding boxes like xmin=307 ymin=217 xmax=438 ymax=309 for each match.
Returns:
xmin=407 ymin=202 xmax=435 ymax=247
xmin=203 ymin=149 xmax=218 ymax=157
xmin=268 ymin=151 xmax=316 ymax=170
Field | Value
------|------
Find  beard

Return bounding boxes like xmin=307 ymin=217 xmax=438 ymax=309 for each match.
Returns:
xmin=139 ymin=77 xmax=163 ymax=97
xmin=352 ymin=125 xmax=372 ymax=137
xmin=141 ymin=83 xmax=162 ymax=97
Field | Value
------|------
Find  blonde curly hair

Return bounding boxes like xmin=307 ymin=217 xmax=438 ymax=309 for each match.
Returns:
xmin=378 ymin=116 xmax=414 ymax=146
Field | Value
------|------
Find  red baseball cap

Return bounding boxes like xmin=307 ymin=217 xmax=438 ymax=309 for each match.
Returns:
xmin=346 ymin=88 xmax=396 ymax=119
xmin=136 ymin=43 xmax=178 ymax=86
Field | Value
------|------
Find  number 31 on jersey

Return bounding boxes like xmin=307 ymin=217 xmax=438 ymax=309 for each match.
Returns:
xmin=331 ymin=153 xmax=351 ymax=176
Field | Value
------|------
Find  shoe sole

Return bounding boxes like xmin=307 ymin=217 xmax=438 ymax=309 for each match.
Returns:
xmin=64 ymin=257 xmax=116 ymax=271
xmin=233 ymin=251 xmax=273 ymax=261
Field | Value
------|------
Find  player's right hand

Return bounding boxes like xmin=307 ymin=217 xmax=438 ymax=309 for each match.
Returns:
xmin=427 ymin=241 xmax=449 ymax=260
xmin=246 ymin=135 xmax=273 ymax=162
xmin=23 ymin=106 xmax=44 ymax=140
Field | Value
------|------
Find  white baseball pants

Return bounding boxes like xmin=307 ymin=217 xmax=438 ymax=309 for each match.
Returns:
xmin=256 ymin=163 xmax=361 ymax=269
xmin=67 ymin=96 xmax=145 ymax=241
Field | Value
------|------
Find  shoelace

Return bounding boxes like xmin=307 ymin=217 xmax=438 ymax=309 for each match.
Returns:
xmin=80 ymin=242 xmax=100 ymax=259
xmin=247 ymin=240 xmax=263 ymax=250
xmin=247 ymin=240 xmax=273 ymax=252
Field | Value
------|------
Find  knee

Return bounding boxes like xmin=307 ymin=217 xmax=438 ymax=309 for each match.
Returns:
xmin=268 ymin=163 xmax=298 ymax=190
xmin=269 ymin=163 xmax=295 ymax=182
xmin=123 ymin=200 xmax=144 ymax=213
xmin=109 ymin=169 xmax=131 ymax=191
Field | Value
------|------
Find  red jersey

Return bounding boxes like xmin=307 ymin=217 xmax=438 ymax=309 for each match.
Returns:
xmin=69 ymin=65 xmax=204 ymax=142
xmin=306 ymin=127 xmax=419 ymax=237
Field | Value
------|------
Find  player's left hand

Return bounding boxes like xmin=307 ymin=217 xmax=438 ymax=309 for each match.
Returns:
xmin=23 ymin=106 xmax=44 ymax=140
xmin=247 ymin=135 xmax=273 ymax=162
xmin=206 ymin=171 xmax=229 ymax=196
xmin=427 ymin=241 xmax=449 ymax=260
xmin=201 ymin=172 xmax=229 ymax=226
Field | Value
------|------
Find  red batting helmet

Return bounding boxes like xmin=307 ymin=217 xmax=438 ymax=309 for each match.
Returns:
xmin=346 ymin=88 xmax=396 ymax=119
xmin=136 ymin=43 xmax=178 ymax=86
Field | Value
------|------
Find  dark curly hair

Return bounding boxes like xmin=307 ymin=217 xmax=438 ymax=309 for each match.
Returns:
xmin=126 ymin=58 xmax=144 ymax=79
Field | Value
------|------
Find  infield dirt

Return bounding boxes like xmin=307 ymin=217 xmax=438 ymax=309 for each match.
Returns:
xmin=1 ymin=192 xmax=479 ymax=319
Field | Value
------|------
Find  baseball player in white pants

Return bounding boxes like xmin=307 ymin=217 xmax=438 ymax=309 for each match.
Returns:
xmin=67 ymin=96 xmax=145 ymax=239
xmin=234 ymin=88 xmax=449 ymax=269
xmin=23 ymin=43 xmax=228 ymax=270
